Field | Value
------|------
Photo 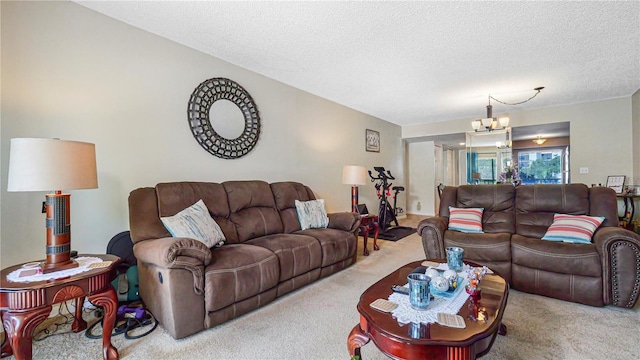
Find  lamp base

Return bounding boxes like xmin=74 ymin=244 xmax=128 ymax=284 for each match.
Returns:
xmin=41 ymin=259 xmax=78 ymax=274
xmin=351 ymin=185 xmax=359 ymax=213
xmin=44 ymin=191 xmax=77 ymax=274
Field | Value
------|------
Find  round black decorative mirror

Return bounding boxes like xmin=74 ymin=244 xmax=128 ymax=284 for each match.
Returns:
xmin=187 ymin=78 xmax=260 ymax=159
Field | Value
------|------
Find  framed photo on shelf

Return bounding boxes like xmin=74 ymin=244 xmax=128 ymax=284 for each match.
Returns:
xmin=366 ymin=129 xmax=380 ymax=152
xmin=606 ymin=175 xmax=626 ymax=194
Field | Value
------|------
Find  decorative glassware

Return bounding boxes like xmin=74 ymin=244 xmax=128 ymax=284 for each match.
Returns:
xmin=431 ymin=275 xmax=450 ymax=292
xmin=465 ymin=266 xmax=489 ymax=296
xmin=425 ymin=268 xmax=440 ymax=279
xmin=446 ymin=246 xmax=464 ymax=271
xmin=443 ymin=269 xmax=458 ymax=290
xmin=407 ymin=273 xmax=431 ymax=310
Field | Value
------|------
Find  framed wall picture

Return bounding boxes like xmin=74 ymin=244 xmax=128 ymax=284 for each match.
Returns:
xmin=606 ymin=175 xmax=626 ymax=194
xmin=366 ymin=129 xmax=380 ymax=152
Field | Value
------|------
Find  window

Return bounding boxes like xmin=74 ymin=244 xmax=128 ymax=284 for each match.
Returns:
xmin=477 ymin=157 xmax=496 ymax=181
xmin=516 ymin=146 xmax=569 ymax=184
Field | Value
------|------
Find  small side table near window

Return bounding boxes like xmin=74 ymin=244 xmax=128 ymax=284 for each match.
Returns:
xmin=1 ymin=254 xmax=120 ymax=360
xmin=359 ymin=214 xmax=380 ymax=256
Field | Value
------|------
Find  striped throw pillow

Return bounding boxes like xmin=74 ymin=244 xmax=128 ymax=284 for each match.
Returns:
xmin=541 ymin=213 xmax=604 ymax=244
xmin=295 ymin=199 xmax=329 ymax=230
xmin=161 ymin=199 xmax=226 ymax=248
xmin=448 ymin=207 xmax=484 ymax=233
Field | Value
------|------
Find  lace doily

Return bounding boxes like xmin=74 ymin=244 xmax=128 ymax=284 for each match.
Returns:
xmin=7 ymin=257 xmax=104 ymax=283
xmin=390 ymin=269 xmax=470 ymax=325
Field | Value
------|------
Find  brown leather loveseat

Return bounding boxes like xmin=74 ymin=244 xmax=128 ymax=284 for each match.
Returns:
xmin=128 ymin=180 xmax=360 ymax=338
xmin=418 ymin=184 xmax=640 ymax=309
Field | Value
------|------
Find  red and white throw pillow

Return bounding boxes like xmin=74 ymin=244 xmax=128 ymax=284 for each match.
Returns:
xmin=541 ymin=213 xmax=605 ymax=244
xmin=448 ymin=207 xmax=484 ymax=233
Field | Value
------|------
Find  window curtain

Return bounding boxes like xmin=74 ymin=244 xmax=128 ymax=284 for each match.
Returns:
xmin=467 ymin=152 xmax=478 ymax=184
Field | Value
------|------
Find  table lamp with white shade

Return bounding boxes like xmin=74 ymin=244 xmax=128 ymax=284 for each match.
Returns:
xmin=7 ymin=138 xmax=98 ymax=273
xmin=342 ymin=165 xmax=368 ymax=212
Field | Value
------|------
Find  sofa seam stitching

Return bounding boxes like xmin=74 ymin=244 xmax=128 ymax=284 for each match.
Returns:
xmin=512 ymin=244 xmax=599 ymax=258
xmin=205 ymin=254 xmax=277 ymax=274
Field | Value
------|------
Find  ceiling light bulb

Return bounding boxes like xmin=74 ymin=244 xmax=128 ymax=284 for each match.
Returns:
xmin=481 ymin=118 xmax=493 ymax=128
xmin=472 ymin=120 xmax=480 ymax=130
xmin=499 ymin=117 xmax=510 ymax=127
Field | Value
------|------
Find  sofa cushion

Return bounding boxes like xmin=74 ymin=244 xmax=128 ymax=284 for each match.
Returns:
xmin=444 ymin=231 xmax=512 ymax=262
xmin=246 ymin=233 xmax=322 ymax=282
xmin=450 ymin=185 xmax=516 ymax=234
xmin=297 ymin=228 xmax=356 ymax=267
xmin=443 ymin=230 xmax=512 ymax=282
xmin=448 ymin=207 xmax=484 ymax=233
xmin=541 ymin=213 xmax=604 ymax=244
xmin=156 ymin=182 xmax=238 ymax=243
xmin=511 ymin=234 xmax=602 ymax=277
xmin=515 ymin=184 xmax=590 ymax=239
xmin=204 ymin=244 xmax=279 ymax=313
xmin=129 ymin=187 xmax=172 ymax=243
xmin=511 ymin=263 xmax=604 ymax=306
xmin=160 ymin=199 xmax=226 ymax=248
xmin=295 ymin=199 xmax=329 ymax=230
xmin=271 ymin=182 xmax=316 ymax=233
xmin=223 ymin=181 xmax=284 ymax=242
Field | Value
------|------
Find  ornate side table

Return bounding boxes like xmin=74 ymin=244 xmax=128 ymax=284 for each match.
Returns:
xmin=359 ymin=214 xmax=380 ymax=256
xmin=1 ymin=254 xmax=120 ymax=360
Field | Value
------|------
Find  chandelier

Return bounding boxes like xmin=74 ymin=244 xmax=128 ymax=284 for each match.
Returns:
xmin=471 ymin=87 xmax=544 ymax=132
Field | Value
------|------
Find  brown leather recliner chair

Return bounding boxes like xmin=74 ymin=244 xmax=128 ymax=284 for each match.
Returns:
xmin=418 ymin=184 xmax=640 ymax=308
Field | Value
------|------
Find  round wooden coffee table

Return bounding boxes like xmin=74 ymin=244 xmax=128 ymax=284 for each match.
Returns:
xmin=348 ymin=260 xmax=509 ymax=360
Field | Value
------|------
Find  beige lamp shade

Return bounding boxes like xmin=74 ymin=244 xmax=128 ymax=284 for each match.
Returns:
xmin=342 ymin=165 xmax=367 ymax=186
xmin=7 ymin=138 xmax=98 ymax=192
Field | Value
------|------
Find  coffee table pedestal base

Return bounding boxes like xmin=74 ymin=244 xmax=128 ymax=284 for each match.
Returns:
xmin=348 ymin=317 xmax=483 ymax=360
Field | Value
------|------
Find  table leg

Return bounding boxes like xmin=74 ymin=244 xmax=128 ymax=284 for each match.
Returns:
xmin=361 ymin=226 xmax=370 ymax=256
xmin=88 ymin=286 xmax=119 ymax=360
xmin=0 ymin=310 xmax=13 ymax=358
xmin=71 ymin=297 xmax=87 ymax=333
xmin=372 ymin=222 xmax=380 ymax=251
xmin=2 ymin=306 xmax=51 ymax=360
xmin=498 ymin=323 xmax=508 ymax=336
xmin=347 ymin=324 xmax=370 ymax=358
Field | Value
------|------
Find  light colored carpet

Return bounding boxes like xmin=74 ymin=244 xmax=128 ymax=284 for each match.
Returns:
xmin=4 ymin=231 xmax=640 ymax=359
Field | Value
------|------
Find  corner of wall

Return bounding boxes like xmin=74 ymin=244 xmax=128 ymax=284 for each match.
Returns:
xmin=632 ymin=88 xmax=640 ymax=186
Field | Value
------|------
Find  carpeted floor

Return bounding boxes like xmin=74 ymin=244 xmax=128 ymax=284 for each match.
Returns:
xmin=3 ymin=227 xmax=639 ymax=359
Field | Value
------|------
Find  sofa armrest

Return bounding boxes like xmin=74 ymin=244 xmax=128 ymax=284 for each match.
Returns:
xmin=593 ymin=227 xmax=640 ymax=308
xmin=417 ymin=216 xmax=448 ymax=259
xmin=133 ymin=237 xmax=212 ymax=295
xmin=327 ymin=212 xmax=361 ymax=233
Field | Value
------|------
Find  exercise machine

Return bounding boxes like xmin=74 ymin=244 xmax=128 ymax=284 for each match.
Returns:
xmin=368 ymin=167 xmax=411 ymax=232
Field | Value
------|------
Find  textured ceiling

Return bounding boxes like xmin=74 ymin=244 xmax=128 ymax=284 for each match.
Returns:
xmin=75 ymin=1 xmax=640 ymax=127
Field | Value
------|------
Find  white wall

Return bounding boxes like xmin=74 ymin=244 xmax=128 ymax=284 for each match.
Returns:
xmin=406 ymin=141 xmax=435 ymax=216
xmin=633 ymin=89 xmax=640 ymax=186
xmin=632 ymin=89 xmax=640 ymax=222
xmin=0 ymin=2 xmax=403 ymax=267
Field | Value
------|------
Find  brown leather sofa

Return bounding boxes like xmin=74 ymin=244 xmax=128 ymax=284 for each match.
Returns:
xmin=418 ymin=184 xmax=640 ymax=308
xmin=128 ymin=181 xmax=360 ymax=338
